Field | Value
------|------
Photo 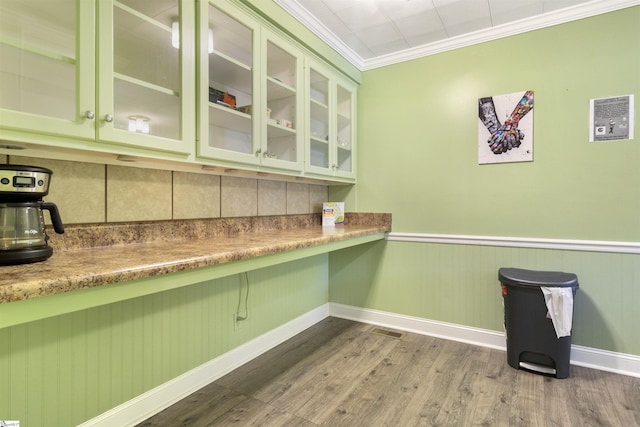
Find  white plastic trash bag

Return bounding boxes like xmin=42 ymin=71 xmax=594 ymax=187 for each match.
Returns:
xmin=541 ymin=287 xmax=574 ymax=338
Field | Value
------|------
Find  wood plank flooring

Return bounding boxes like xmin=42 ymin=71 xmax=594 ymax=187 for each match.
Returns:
xmin=137 ymin=317 xmax=640 ymax=426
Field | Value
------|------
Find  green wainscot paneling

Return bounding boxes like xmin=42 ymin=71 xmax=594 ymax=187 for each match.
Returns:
xmin=329 ymin=241 xmax=640 ymax=357
xmin=0 ymin=255 xmax=328 ymax=426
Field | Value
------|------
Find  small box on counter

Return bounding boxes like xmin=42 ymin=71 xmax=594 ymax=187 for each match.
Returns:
xmin=322 ymin=202 xmax=344 ymax=227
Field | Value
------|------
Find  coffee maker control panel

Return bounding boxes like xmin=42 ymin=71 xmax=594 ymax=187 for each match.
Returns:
xmin=0 ymin=165 xmax=52 ymax=197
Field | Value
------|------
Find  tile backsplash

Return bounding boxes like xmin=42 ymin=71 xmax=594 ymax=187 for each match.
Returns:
xmin=7 ymin=156 xmax=329 ymax=224
xmin=107 ymin=165 xmax=173 ymax=222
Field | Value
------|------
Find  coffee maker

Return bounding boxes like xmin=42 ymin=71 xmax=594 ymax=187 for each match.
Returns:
xmin=0 ymin=165 xmax=64 ymax=265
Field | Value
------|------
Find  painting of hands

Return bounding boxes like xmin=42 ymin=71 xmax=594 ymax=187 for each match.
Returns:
xmin=478 ymin=90 xmax=534 ymax=164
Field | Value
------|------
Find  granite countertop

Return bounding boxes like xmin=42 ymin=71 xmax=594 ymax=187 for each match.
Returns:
xmin=0 ymin=213 xmax=391 ymax=305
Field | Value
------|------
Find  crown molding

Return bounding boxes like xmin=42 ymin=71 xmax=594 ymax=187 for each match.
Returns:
xmin=275 ymin=0 xmax=640 ymax=71
xmin=273 ymin=0 xmax=365 ymax=70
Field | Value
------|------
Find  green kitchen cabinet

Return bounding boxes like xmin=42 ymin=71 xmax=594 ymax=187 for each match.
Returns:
xmin=305 ymin=59 xmax=356 ymax=181
xmin=197 ymin=0 xmax=303 ymax=173
xmin=261 ymin=28 xmax=304 ymax=171
xmin=0 ymin=0 xmax=195 ymax=156
xmin=0 ymin=0 xmax=356 ymax=183
xmin=196 ymin=0 xmax=258 ymax=166
xmin=0 ymin=0 xmax=95 ymax=140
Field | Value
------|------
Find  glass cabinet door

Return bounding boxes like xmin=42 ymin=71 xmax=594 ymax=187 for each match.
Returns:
xmin=305 ymin=60 xmax=356 ymax=180
xmin=307 ymin=64 xmax=331 ymax=173
xmin=0 ymin=0 xmax=95 ymax=139
xmin=97 ymin=0 xmax=194 ymax=154
xmin=197 ymin=0 xmax=259 ymax=164
xmin=335 ymin=80 xmax=355 ymax=177
xmin=262 ymin=32 xmax=303 ymax=170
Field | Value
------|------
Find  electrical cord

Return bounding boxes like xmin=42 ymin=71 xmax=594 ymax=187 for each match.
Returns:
xmin=235 ymin=271 xmax=249 ymax=321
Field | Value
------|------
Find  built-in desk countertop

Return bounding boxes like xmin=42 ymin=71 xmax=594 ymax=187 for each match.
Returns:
xmin=0 ymin=213 xmax=390 ymax=328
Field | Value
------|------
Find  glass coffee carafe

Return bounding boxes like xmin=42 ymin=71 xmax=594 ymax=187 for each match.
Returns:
xmin=1 ymin=202 xmax=53 ymax=249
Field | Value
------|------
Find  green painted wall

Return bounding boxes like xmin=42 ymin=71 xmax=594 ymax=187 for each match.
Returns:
xmin=350 ymin=7 xmax=640 ymax=240
xmin=0 ymin=255 xmax=328 ymax=426
xmin=330 ymin=7 xmax=640 ymax=356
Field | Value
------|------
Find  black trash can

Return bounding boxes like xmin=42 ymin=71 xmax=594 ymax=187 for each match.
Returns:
xmin=499 ymin=267 xmax=579 ymax=379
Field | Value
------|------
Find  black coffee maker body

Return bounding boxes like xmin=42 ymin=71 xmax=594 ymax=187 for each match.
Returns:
xmin=0 ymin=165 xmax=65 ymax=265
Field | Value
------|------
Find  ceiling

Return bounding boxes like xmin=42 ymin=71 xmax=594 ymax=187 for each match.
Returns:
xmin=275 ymin=0 xmax=639 ymax=70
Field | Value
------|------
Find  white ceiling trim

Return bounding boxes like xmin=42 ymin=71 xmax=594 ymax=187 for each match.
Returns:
xmin=273 ymin=0 xmax=366 ymax=70
xmin=274 ymin=0 xmax=640 ymax=71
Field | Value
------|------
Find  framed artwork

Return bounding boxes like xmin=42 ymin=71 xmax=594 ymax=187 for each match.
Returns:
xmin=478 ymin=90 xmax=534 ymax=164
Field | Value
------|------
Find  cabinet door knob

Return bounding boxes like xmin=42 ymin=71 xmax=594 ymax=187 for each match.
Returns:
xmin=255 ymin=148 xmax=262 ymax=155
xmin=85 ymin=110 xmax=95 ymax=120
xmin=104 ymin=114 xmax=114 ymax=123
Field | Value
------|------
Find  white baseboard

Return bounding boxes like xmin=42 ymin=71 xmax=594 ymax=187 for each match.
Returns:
xmin=329 ymin=303 xmax=507 ymax=351
xmin=329 ymin=303 xmax=640 ymax=379
xmin=80 ymin=302 xmax=640 ymax=426
xmin=78 ymin=304 xmax=331 ymax=427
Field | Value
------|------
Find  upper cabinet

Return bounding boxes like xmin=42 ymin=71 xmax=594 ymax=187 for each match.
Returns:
xmin=334 ymin=78 xmax=356 ymax=179
xmin=305 ymin=60 xmax=356 ymax=180
xmin=0 ymin=0 xmax=95 ymax=139
xmin=262 ymin=29 xmax=303 ymax=171
xmin=0 ymin=0 xmax=195 ymax=155
xmin=96 ymin=0 xmax=195 ymax=154
xmin=197 ymin=0 xmax=303 ymax=172
xmin=197 ymin=1 xmax=259 ymax=165
xmin=1 ymin=0 xmax=356 ymax=183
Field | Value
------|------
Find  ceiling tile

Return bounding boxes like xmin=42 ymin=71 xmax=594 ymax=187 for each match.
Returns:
xmin=432 ymin=0 xmax=492 ymax=30
xmin=543 ymin=0 xmax=593 ymax=12
xmin=369 ymin=38 xmax=412 ymax=56
xmin=489 ymin=0 xmax=543 ymax=25
xmin=313 ymin=10 xmax=353 ymax=37
xmin=340 ymin=32 xmax=376 ymax=58
xmin=337 ymin=4 xmax=393 ymax=32
xmin=378 ymin=0 xmax=439 ymax=20
xmin=354 ymin=22 xmax=404 ymax=48
xmin=277 ymin=0 xmax=609 ymax=66
xmin=292 ymin=0 xmax=329 ymax=16
xmin=315 ymin=0 xmax=355 ymax=13
xmin=395 ymin=9 xmax=445 ymax=39
xmin=405 ymin=29 xmax=450 ymax=47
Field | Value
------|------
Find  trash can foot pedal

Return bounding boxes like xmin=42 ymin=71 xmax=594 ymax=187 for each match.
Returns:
xmin=519 ymin=361 xmax=556 ymax=375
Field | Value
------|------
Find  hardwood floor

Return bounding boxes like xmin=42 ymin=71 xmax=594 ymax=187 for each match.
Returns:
xmin=137 ymin=317 xmax=640 ymax=426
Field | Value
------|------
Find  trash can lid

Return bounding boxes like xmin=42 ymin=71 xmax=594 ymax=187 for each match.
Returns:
xmin=499 ymin=267 xmax=579 ymax=288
